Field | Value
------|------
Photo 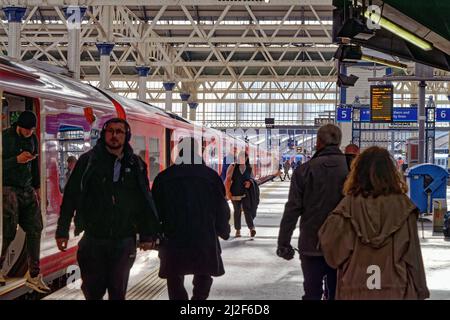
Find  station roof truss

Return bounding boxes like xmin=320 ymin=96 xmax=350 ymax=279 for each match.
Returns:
xmin=0 ymin=0 xmax=338 ymax=83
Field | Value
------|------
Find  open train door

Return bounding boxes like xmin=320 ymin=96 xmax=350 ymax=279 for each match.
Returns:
xmin=0 ymin=93 xmax=43 ymax=278
xmin=0 ymin=89 xmax=3 ymax=274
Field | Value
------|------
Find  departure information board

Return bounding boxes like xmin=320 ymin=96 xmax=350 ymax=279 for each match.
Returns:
xmin=370 ymin=85 xmax=394 ymax=122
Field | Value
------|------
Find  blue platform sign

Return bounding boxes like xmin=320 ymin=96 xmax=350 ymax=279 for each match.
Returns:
xmin=360 ymin=108 xmax=371 ymax=122
xmin=336 ymin=108 xmax=352 ymax=122
xmin=393 ymin=107 xmax=417 ymax=122
xmin=436 ymin=108 xmax=450 ymax=122
xmin=338 ymin=107 xmax=420 ymax=122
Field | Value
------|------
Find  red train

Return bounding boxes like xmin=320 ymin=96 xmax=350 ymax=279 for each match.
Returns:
xmin=0 ymin=56 xmax=278 ymax=298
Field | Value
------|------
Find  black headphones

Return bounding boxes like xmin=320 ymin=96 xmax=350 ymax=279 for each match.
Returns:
xmin=100 ymin=118 xmax=131 ymax=143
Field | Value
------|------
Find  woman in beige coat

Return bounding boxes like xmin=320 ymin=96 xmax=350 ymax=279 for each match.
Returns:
xmin=318 ymin=146 xmax=429 ymax=300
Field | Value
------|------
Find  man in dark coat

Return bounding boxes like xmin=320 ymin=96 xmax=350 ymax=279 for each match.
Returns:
xmin=277 ymin=124 xmax=349 ymax=300
xmin=1 ymin=111 xmax=50 ymax=293
xmin=152 ymin=137 xmax=230 ymax=300
xmin=56 ymin=118 xmax=160 ymax=300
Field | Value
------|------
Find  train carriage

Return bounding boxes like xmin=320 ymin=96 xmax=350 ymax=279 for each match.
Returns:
xmin=0 ymin=57 xmax=278 ymax=299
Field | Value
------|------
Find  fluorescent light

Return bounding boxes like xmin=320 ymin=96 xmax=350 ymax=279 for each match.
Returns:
xmin=361 ymin=54 xmax=407 ymax=70
xmin=364 ymin=10 xmax=432 ymax=51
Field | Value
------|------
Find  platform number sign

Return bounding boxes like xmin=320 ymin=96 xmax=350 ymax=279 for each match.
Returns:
xmin=337 ymin=108 xmax=352 ymax=122
xmin=436 ymin=108 xmax=450 ymax=122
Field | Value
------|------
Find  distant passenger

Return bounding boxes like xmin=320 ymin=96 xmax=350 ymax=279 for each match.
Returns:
xmin=152 ymin=137 xmax=230 ymax=300
xmin=1 ymin=111 xmax=51 ymax=293
xmin=226 ymin=151 xmax=256 ymax=238
xmin=397 ymin=156 xmax=404 ymax=171
xmin=283 ymin=159 xmax=291 ymax=181
xmin=277 ymin=163 xmax=284 ymax=181
xmin=344 ymin=143 xmax=360 ymax=171
xmin=149 ymin=156 xmax=160 ymax=183
xmin=318 ymin=146 xmax=429 ymax=300
xmin=56 ymin=118 xmax=160 ymax=300
xmin=277 ymin=124 xmax=348 ymax=300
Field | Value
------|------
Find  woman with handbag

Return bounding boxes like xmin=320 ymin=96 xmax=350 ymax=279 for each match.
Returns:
xmin=225 ymin=151 xmax=256 ymax=238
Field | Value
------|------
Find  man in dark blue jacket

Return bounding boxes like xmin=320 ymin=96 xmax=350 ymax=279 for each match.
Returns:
xmin=56 ymin=118 xmax=160 ymax=300
xmin=1 ymin=111 xmax=50 ymax=293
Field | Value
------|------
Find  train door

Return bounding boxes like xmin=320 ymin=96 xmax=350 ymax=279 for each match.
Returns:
xmin=0 ymin=89 xmax=3 ymax=269
xmin=165 ymin=128 xmax=173 ymax=168
xmin=127 ymin=119 xmax=165 ymax=188
xmin=0 ymin=92 xmax=40 ymax=277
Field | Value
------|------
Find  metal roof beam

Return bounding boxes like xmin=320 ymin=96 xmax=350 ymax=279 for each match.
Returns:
xmin=1 ymin=1 xmax=333 ymax=6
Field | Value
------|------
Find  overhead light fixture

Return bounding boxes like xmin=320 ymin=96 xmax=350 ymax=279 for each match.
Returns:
xmin=361 ymin=54 xmax=407 ymax=70
xmin=364 ymin=10 xmax=432 ymax=51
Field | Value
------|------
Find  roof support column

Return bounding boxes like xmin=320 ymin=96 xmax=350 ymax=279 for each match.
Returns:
xmin=96 ymin=6 xmax=114 ymax=89
xmin=416 ymin=63 xmax=433 ymax=164
xmin=3 ymin=7 xmax=26 ymax=59
xmin=188 ymin=102 xmax=198 ymax=122
xmin=180 ymin=93 xmax=191 ymax=119
xmin=64 ymin=6 xmax=86 ymax=80
xmin=136 ymin=66 xmax=151 ymax=101
xmin=418 ymin=80 xmax=427 ymax=164
xmin=163 ymin=82 xmax=176 ymax=112
xmin=96 ymin=43 xmax=115 ymax=89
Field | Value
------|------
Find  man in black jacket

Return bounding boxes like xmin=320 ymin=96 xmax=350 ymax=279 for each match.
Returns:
xmin=277 ymin=124 xmax=348 ymax=300
xmin=55 ymin=118 xmax=160 ymax=300
xmin=1 ymin=111 xmax=50 ymax=293
xmin=152 ymin=137 xmax=230 ymax=300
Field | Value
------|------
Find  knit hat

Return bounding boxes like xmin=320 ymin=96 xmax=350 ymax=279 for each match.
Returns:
xmin=17 ymin=111 xmax=37 ymax=129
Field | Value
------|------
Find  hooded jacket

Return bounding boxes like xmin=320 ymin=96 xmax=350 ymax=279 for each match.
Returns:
xmin=318 ymin=194 xmax=429 ymax=300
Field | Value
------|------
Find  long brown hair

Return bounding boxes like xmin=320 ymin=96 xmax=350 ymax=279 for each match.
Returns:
xmin=344 ymin=146 xmax=408 ymax=197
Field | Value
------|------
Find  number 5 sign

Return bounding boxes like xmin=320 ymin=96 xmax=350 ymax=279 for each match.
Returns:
xmin=337 ymin=108 xmax=352 ymax=122
xmin=436 ymin=108 xmax=450 ymax=122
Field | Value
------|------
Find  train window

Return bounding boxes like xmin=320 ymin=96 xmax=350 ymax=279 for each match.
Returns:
xmin=149 ymin=137 xmax=161 ymax=182
xmin=57 ymin=127 xmax=86 ymax=193
xmin=131 ymin=136 xmax=146 ymax=162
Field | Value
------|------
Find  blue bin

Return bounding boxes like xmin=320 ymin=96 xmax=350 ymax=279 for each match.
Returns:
xmin=406 ymin=164 xmax=449 ymax=213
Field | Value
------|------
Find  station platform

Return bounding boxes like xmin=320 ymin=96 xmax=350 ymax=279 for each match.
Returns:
xmin=44 ymin=180 xmax=450 ymax=300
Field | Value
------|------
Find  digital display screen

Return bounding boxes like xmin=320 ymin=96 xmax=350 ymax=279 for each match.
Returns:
xmin=370 ymin=85 xmax=394 ymax=123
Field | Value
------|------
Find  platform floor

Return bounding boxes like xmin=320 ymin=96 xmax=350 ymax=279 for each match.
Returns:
xmin=44 ymin=180 xmax=450 ymax=300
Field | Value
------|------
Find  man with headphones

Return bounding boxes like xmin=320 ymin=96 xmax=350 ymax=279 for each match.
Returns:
xmin=55 ymin=117 xmax=160 ymax=300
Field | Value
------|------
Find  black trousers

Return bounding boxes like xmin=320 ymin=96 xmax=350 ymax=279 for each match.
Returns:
xmin=77 ymin=235 xmax=136 ymax=300
xmin=166 ymin=275 xmax=213 ymax=300
xmin=232 ymin=200 xmax=254 ymax=230
xmin=300 ymin=255 xmax=337 ymax=300
xmin=1 ymin=186 xmax=42 ymax=277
